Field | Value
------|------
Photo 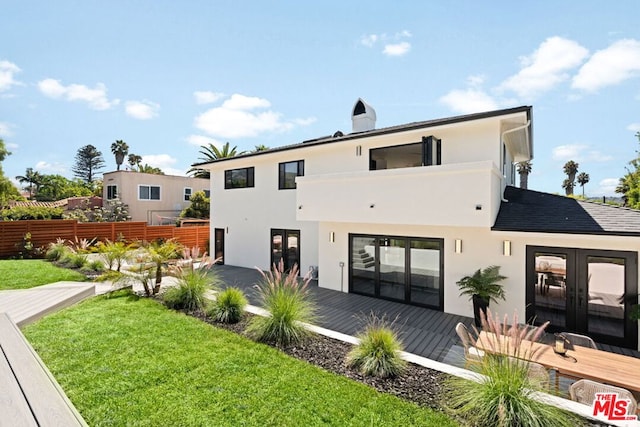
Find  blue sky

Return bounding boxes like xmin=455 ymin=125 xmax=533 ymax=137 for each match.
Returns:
xmin=1 ymin=1 xmax=639 ymax=197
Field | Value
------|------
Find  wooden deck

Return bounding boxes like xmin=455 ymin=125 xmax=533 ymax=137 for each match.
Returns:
xmin=0 ymin=282 xmax=94 ymax=426
xmin=215 ymin=264 xmax=640 ymax=362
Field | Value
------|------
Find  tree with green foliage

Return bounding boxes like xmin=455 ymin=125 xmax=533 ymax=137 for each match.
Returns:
xmin=253 ymin=144 xmax=270 ymax=152
xmin=72 ymin=144 xmax=105 ymax=184
xmin=562 ymin=160 xmax=579 ymax=196
xmin=516 ymin=161 xmax=532 ymax=189
xmin=127 ymin=153 xmax=142 ymax=170
xmin=576 ymin=172 xmax=590 ymax=198
xmin=188 ymin=142 xmax=244 ymax=178
xmin=15 ymin=167 xmax=43 ymax=199
xmin=0 ymin=139 xmax=22 ymax=206
xmin=111 ymin=140 xmax=129 ymax=171
xmin=36 ymin=175 xmax=93 ymax=201
xmin=179 ymin=190 xmax=210 ymax=219
xmin=137 ymin=163 xmax=164 ymax=175
xmin=616 ymin=132 xmax=640 ymax=208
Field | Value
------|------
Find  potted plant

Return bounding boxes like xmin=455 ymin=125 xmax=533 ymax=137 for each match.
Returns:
xmin=457 ymin=265 xmax=507 ymax=327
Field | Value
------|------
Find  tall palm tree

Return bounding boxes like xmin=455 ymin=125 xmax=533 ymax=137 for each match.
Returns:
xmin=577 ymin=172 xmax=590 ymax=198
xmin=516 ymin=161 xmax=532 ymax=189
xmin=15 ymin=167 xmax=43 ymax=199
xmin=562 ymin=160 xmax=579 ymax=196
xmin=188 ymin=142 xmax=245 ymax=178
xmin=111 ymin=140 xmax=129 ymax=171
xmin=127 ymin=153 xmax=142 ymax=171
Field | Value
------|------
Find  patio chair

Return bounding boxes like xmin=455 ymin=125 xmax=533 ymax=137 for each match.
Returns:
xmin=563 ymin=332 xmax=598 ymax=350
xmin=455 ymin=322 xmax=484 ymax=362
xmin=507 ymin=356 xmax=550 ymax=389
xmin=570 ymin=379 xmax=637 ymax=414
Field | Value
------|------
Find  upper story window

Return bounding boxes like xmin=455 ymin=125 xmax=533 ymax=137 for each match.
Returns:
xmin=106 ymin=185 xmax=118 ymax=200
xmin=225 ymin=167 xmax=255 ymax=189
xmin=279 ymin=160 xmax=304 ymax=190
xmin=369 ymin=136 xmax=441 ymax=171
xmin=184 ymin=187 xmax=192 ymax=201
xmin=139 ymin=185 xmax=161 ymax=200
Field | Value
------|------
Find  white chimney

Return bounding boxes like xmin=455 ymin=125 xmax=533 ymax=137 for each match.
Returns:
xmin=351 ymin=98 xmax=376 ymax=133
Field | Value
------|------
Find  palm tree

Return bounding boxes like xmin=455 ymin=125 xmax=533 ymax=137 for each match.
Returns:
xmin=253 ymin=144 xmax=270 ymax=152
xmin=562 ymin=160 xmax=579 ymax=196
xmin=138 ymin=164 xmax=164 ymax=175
xmin=188 ymin=142 xmax=245 ymax=178
xmin=516 ymin=161 xmax=532 ymax=189
xmin=577 ymin=172 xmax=590 ymax=198
xmin=15 ymin=167 xmax=43 ymax=199
xmin=127 ymin=153 xmax=142 ymax=171
xmin=111 ymin=140 xmax=129 ymax=171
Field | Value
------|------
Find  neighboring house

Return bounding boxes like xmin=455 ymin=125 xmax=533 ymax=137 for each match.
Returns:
xmin=198 ymin=99 xmax=640 ymax=350
xmin=102 ymin=171 xmax=210 ymax=224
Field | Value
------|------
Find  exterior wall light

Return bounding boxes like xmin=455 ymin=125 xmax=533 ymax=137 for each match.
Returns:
xmin=455 ymin=239 xmax=462 ymax=254
xmin=369 ymin=203 xmax=375 ymax=208
xmin=503 ymin=240 xmax=512 ymax=256
xmin=356 ymin=145 xmax=362 ymax=156
xmin=330 ymin=231 xmax=335 ymax=243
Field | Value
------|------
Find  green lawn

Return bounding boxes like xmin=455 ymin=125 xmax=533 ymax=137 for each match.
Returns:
xmin=23 ymin=293 xmax=457 ymax=426
xmin=0 ymin=259 xmax=86 ymax=290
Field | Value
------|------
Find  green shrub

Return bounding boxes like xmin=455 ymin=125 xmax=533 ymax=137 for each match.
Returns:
xmin=245 ymin=261 xmax=317 ymax=347
xmin=443 ymin=310 xmax=579 ymax=427
xmin=163 ymin=257 xmax=218 ymax=311
xmin=207 ymin=287 xmax=247 ymax=324
xmin=57 ymin=251 xmax=88 ymax=269
xmin=96 ymin=239 xmax=131 ymax=272
xmin=346 ymin=313 xmax=406 ymax=378
xmin=45 ymin=238 xmax=70 ymax=261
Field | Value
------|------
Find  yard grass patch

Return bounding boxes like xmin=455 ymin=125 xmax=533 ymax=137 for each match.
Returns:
xmin=23 ymin=294 xmax=456 ymax=426
xmin=0 ymin=259 xmax=86 ymax=290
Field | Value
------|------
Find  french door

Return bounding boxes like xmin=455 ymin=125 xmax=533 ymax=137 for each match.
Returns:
xmin=271 ymin=229 xmax=300 ymax=272
xmin=526 ymin=246 xmax=637 ymax=348
xmin=349 ymin=234 xmax=443 ymax=310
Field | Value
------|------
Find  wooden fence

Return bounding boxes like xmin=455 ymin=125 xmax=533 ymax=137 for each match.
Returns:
xmin=0 ymin=220 xmax=210 ymax=258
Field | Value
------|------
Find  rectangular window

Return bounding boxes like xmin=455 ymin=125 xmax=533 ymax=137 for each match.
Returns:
xmin=203 ymin=189 xmax=211 ymax=198
xmin=139 ymin=185 xmax=161 ymax=200
xmin=224 ymin=167 xmax=255 ymax=189
xmin=184 ymin=187 xmax=192 ymax=202
xmin=106 ymin=185 xmax=117 ymax=200
xmin=369 ymin=136 xmax=441 ymax=171
xmin=279 ymin=160 xmax=304 ymax=189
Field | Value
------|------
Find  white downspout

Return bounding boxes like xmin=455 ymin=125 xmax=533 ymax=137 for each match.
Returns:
xmin=500 ymin=120 xmax=531 ymax=201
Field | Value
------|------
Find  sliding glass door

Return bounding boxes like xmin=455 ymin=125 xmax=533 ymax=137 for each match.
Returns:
xmin=349 ymin=234 xmax=443 ymax=310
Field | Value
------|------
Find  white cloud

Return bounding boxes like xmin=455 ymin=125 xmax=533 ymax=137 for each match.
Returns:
xmin=383 ymin=42 xmax=411 ymax=57
xmin=0 ymin=60 xmax=22 ymax=92
xmin=6 ymin=142 xmax=18 ymax=150
xmin=573 ymin=39 xmax=640 ymax=91
xmin=141 ymin=154 xmax=185 ymax=176
xmin=37 ymin=78 xmax=119 ymax=110
xmin=597 ymin=178 xmax=619 ymax=196
xmin=360 ymin=34 xmax=378 ymax=47
xmin=195 ymin=93 xmax=298 ymax=139
xmin=34 ymin=161 xmax=67 ymax=174
xmin=439 ymin=88 xmax=499 ymax=114
xmin=125 ymin=100 xmax=159 ymax=120
xmin=0 ymin=122 xmax=13 ymax=137
xmin=293 ymin=117 xmax=317 ymax=126
xmin=627 ymin=123 xmax=640 ymax=132
xmin=194 ymin=91 xmax=224 ymax=105
xmin=586 ymin=150 xmax=613 ymax=162
xmin=552 ymin=144 xmax=586 ymax=161
xmin=500 ymin=37 xmax=589 ymax=99
xmin=186 ymin=134 xmax=221 ymax=147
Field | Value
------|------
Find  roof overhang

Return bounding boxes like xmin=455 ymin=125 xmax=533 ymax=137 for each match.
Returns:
xmin=502 ymin=119 xmax=532 ymax=163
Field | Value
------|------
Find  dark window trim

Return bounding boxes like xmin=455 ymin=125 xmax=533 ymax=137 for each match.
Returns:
xmin=348 ymin=233 xmax=444 ymax=310
xmin=224 ymin=167 xmax=255 ymax=189
xmin=278 ymin=160 xmax=305 ymax=190
xmin=106 ymin=185 xmax=118 ymax=200
xmin=369 ymin=136 xmax=441 ymax=171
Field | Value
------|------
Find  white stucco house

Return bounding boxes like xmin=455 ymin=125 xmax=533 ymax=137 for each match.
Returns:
xmin=102 ymin=171 xmax=210 ymax=224
xmin=196 ymin=100 xmax=640 ymax=350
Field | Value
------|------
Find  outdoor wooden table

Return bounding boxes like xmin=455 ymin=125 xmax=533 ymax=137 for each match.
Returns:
xmin=477 ymin=331 xmax=640 ymax=393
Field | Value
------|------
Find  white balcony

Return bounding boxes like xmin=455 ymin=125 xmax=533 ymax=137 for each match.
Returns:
xmin=296 ymin=161 xmax=503 ymax=228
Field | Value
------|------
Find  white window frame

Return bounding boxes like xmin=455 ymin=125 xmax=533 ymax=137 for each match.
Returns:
xmin=184 ymin=187 xmax=192 ymax=202
xmin=138 ymin=184 xmax=161 ymax=201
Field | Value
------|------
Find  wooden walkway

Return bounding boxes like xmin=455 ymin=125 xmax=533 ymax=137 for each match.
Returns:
xmin=0 ymin=282 xmax=94 ymax=426
xmin=215 ymin=264 xmax=640 ymax=362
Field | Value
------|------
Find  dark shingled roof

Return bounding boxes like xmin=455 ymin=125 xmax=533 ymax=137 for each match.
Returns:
xmin=492 ymin=186 xmax=640 ymax=236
